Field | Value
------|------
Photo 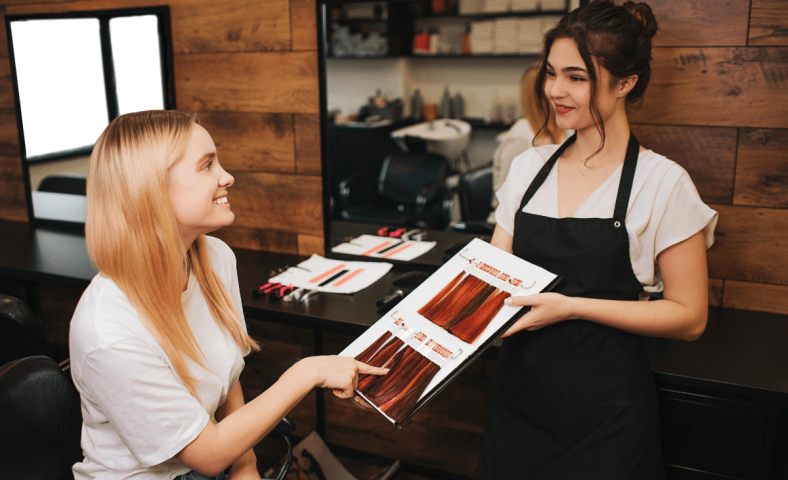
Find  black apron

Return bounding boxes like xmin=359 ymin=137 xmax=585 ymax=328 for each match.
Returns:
xmin=475 ymin=133 xmax=665 ymax=480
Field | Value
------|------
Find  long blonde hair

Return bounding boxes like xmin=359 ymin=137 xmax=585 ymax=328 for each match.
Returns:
xmin=522 ymin=65 xmax=564 ymax=146
xmin=86 ymin=110 xmax=259 ymax=398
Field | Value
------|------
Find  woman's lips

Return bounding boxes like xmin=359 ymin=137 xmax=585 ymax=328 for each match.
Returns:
xmin=555 ymin=104 xmax=574 ymax=115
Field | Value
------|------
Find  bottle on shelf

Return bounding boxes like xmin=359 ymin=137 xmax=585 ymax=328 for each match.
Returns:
xmin=452 ymin=92 xmax=465 ymax=119
xmin=411 ymin=89 xmax=424 ymax=121
xmin=440 ymin=85 xmax=452 ymax=118
xmin=462 ymin=24 xmax=472 ymax=56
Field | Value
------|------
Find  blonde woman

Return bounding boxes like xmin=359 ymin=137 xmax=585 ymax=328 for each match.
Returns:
xmin=491 ymin=64 xmax=565 ymax=215
xmin=69 ymin=110 xmax=387 ymax=480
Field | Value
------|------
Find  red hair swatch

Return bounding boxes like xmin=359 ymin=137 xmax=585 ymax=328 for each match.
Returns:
xmin=354 ymin=331 xmax=392 ymax=364
xmin=361 ymin=346 xmax=422 ymax=400
xmin=378 ymin=358 xmax=440 ymax=424
xmin=449 ymin=289 xmax=511 ymax=344
xmin=355 ymin=336 xmax=404 ymax=390
xmin=417 ymin=271 xmax=466 ymax=320
xmin=427 ymin=275 xmax=489 ymax=327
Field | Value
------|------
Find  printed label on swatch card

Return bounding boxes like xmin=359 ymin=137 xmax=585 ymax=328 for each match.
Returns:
xmin=390 ymin=314 xmax=462 ymax=368
xmin=460 ymin=248 xmax=536 ymax=294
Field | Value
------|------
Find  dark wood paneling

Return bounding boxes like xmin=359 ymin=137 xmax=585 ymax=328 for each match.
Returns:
xmin=629 ymin=124 xmax=737 ymax=204
xmin=734 ymin=128 xmax=788 ymax=207
xmin=294 ymin=113 xmax=321 ymax=175
xmin=297 ymin=233 xmax=324 ymax=256
xmin=0 ymin=109 xmax=19 ymax=156
xmin=229 ymin=171 xmax=323 ymax=235
xmin=628 ymin=0 xmax=750 ymax=47
xmin=707 ymin=204 xmax=788 ymax=285
xmin=211 ymin=226 xmax=300 ymax=254
xmin=0 ymin=7 xmax=7 ymax=58
xmin=0 ymin=60 xmax=13 ymax=109
xmin=198 ymin=112 xmax=295 ymax=173
xmin=291 ymin=0 xmax=317 ymax=51
xmin=6 ymin=0 xmax=292 ymax=54
xmin=749 ymin=0 xmax=788 ymax=46
xmin=709 ymin=278 xmax=723 ymax=307
xmin=631 ymin=47 xmax=788 ymax=128
xmin=0 ymin=153 xmax=27 ymax=221
xmin=36 ymin=283 xmax=84 ymax=349
xmin=723 ymin=280 xmax=788 ymax=315
xmin=175 ymin=52 xmax=319 ymax=114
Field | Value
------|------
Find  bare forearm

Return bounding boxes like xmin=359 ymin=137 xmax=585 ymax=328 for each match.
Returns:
xmin=179 ymin=362 xmax=318 ymax=476
xmin=569 ymin=296 xmax=707 ymax=341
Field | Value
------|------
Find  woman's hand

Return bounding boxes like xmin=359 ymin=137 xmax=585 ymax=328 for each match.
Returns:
xmin=501 ymin=292 xmax=577 ymax=337
xmin=297 ymin=356 xmax=388 ymax=399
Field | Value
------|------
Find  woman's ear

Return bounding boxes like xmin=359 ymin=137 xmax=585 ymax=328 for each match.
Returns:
xmin=618 ymin=75 xmax=638 ymax=98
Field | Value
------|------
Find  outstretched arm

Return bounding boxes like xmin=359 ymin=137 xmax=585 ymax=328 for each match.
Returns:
xmin=493 ymin=225 xmax=708 ymax=341
xmin=177 ymin=356 xmax=387 ymax=477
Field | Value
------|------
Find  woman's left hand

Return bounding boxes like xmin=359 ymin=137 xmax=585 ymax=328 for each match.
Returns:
xmin=501 ymin=292 xmax=576 ymax=337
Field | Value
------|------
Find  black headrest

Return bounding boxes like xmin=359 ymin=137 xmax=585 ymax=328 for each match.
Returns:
xmin=0 ymin=356 xmax=83 ymax=480
xmin=0 ymin=295 xmax=53 ymax=366
xmin=378 ymin=152 xmax=448 ymax=205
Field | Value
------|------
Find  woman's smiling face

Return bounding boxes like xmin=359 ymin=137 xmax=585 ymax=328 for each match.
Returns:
xmin=544 ymin=37 xmax=620 ymax=133
xmin=167 ymin=124 xmax=235 ymax=248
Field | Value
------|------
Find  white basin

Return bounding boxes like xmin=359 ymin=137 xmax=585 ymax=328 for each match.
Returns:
xmin=391 ymin=119 xmax=472 ymax=167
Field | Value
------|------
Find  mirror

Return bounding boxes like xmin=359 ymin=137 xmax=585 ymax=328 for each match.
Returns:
xmin=318 ymin=0 xmax=573 ymax=266
xmin=6 ymin=7 xmax=175 ymax=225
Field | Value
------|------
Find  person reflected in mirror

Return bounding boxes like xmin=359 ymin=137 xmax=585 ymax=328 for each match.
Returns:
xmin=476 ymin=2 xmax=718 ymax=479
xmin=69 ymin=110 xmax=387 ymax=480
xmin=489 ymin=64 xmax=566 ymax=223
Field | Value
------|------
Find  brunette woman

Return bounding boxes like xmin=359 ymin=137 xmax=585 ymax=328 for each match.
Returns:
xmin=69 ymin=111 xmax=386 ymax=480
xmin=475 ymin=2 xmax=717 ymax=478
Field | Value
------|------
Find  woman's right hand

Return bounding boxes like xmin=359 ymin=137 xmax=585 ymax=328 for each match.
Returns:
xmin=296 ymin=356 xmax=388 ymax=399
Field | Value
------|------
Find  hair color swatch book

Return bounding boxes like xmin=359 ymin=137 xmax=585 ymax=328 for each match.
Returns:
xmin=331 ymin=234 xmax=436 ymax=261
xmin=267 ymin=255 xmax=393 ymax=294
xmin=340 ymin=238 xmax=560 ymax=427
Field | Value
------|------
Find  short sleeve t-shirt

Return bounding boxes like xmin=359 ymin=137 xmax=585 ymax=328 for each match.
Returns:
xmin=495 ymin=145 xmax=718 ymax=296
xmin=69 ymin=236 xmax=248 ymax=480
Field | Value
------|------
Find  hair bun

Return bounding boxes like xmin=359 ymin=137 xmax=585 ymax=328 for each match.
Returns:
xmin=622 ymin=1 xmax=658 ymax=40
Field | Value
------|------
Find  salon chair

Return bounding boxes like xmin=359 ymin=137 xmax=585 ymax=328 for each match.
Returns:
xmin=451 ymin=165 xmax=495 ymax=235
xmin=0 ymin=355 xmax=298 ymax=480
xmin=37 ymin=173 xmax=87 ymax=196
xmin=0 ymin=294 xmax=55 ymax=367
xmin=338 ymin=151 xmax=450 ymax=229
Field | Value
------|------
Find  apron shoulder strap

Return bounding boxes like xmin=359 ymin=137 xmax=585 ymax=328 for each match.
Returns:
xmin=613 ymin=132 xmax=640 ymax=220
xmin=518 ymin=133 xmax=577 ymax=211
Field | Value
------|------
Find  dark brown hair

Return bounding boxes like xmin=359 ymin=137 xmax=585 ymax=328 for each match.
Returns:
xmin=534 ymin=1 xmax=658 ymax=155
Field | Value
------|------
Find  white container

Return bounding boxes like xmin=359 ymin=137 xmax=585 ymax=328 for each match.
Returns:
xmin=391 ymin=119 xmax=472 ymax=169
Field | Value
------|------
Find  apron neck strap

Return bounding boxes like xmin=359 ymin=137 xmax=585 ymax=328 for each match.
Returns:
xmin=613 ymin=131 xmax=640 ymax=220
xmin=518 ymin=133 xmax=577 ymax=210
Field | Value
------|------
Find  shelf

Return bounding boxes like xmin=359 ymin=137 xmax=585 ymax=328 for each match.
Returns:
xmin=418 ymin=9 xmax=568 ymax=20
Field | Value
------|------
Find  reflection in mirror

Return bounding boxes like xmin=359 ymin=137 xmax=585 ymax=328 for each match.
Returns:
xmin=319 ymin=1 xmax=569 ymax=265
xmin=6 ymin=7 xmax=174 ymax=225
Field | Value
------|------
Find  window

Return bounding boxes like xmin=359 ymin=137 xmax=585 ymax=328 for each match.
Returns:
xmin=7 ymin=7 xmax=174 ymax=162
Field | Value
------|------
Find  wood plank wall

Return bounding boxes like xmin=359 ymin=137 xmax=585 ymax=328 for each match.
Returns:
xmin=620 ymin=0 xmax=788 ymax=316
xmin=0 ymin=0 xmax=325 ymax=256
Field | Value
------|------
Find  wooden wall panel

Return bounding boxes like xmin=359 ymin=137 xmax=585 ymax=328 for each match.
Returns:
xmin=707 ymin=204 xmax=788 ymax=285
xmin=0 ymin=109 xmax=19 ymax=156
xmin=733 ymin=128 xmax=788 ymax=208
xmin=211 ymin=226 xmax=299 ymax=254
xmin=709 ymin=278 xmax=723 ymax=307
xmin=229 ymin=171 xmax=323 ymax=235
xmin=175 ymin=51 xmax=319 ymax=114
xmin=0 ymin=7 xmax=7 ymax=58
xmin=631 ymin=47 xmax=788 ymax=128
xmin=629 ymin=124 xmax=737 ymax=204
xmin=722 ymin=280 xmax=788 ymax=315
xmin=294 ymin=113 xmax=321 ymax=175
xmin=198 ymin=112 xmax=295 ymax=173
xmin=6 ymin=0 xmax=292 ymax=54
xmin=749 ymin=0 xmax=788 ymax=46
xmin=0 ymin=61 xmax=13 ymax=111
xmin=297 ymin=233 xmax=324 ymax=256
xmin=291 ymin=0 xmax=317 ymax=51
xmin=0 ymin=153 xmax=27 ymax=222
xmin=640 ymin=0 xmax=750 ymax=47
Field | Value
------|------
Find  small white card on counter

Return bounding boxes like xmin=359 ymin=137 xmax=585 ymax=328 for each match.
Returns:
xmin=332 ymin=234 xmax=436 ymax=261
xmin=268 ymin=255 xmax=393 ymax=294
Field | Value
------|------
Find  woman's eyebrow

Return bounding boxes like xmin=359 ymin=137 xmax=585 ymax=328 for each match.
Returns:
xmin=546 ymin=60 xmax=587 ymax=73
xmin=197 ymin=152 xmax=216 ymax=164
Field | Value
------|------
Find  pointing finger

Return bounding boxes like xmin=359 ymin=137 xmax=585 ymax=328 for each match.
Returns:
xmin=355 ymin=361 xmax=389 ymax=376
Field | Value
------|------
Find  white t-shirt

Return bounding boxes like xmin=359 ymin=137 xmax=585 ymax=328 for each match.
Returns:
xmin=495 ymin=145 xmax=718 ymax=296
xmin=69 ymin=236 xmax=249 ymax=480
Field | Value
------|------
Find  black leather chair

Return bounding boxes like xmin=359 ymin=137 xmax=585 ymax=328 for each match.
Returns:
xmin=0 ymin=355 xmax=83 ymax=480
xmin=452 ymin=165 xmax=495 ymax=235
xmin=38 ymin=173 xmax=87 ymax=196
xmin=338 ymin=151 xmax=450 ymax=229
xmin=0 ymin=294 xmax=54 ymax=367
